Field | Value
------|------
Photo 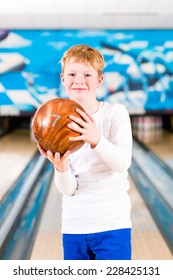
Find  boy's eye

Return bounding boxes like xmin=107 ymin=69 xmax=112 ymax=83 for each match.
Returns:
xmin=68 ymin=73 xmax=75 ymax=77
xmin=85 ymin=74 xmax=91 ymax=77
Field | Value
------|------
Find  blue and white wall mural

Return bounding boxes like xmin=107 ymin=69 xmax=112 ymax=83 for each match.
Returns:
xmin=0 ymin=29 xmax=173 ymax=116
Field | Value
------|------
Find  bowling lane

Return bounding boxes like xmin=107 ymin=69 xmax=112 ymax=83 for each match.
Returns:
xmin=131 ymin=115 xmax=173 ymax=167
xmin=146 ymin=130 xmax=173 ymax=168
xmin=30 ymin=177 xmax=63 ymax=260
xmin=0 ymin=129 xmax=37 ymax=200
xmin=130 ymin=177 xmax=172 ymax=259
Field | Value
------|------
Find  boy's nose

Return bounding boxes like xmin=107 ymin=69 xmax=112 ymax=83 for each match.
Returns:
xmin=75 ymin=81 xmax=84 ymax=85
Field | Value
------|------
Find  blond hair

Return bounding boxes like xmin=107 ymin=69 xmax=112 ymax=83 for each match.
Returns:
xmin=60 ymin=44 xmax=104 ymax=77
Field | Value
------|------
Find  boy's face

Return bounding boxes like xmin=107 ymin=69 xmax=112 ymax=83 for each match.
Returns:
xmin=60 ymin=59 xmax=103 ymax=104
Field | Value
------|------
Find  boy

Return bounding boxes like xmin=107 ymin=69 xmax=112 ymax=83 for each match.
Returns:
xmin=38 ymin=44 xmax=133 ymax=260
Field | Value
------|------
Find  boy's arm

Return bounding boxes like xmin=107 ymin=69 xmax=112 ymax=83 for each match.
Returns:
xmin=54 ymin=167 xmax=77 ymax=196
xmin=94 ymin=105 xmax=132 ymax=173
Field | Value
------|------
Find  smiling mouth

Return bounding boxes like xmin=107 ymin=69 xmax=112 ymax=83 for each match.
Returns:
xmin=72 ymin=88 xmax=87 ymax=90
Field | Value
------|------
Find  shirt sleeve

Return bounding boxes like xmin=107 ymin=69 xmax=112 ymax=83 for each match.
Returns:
xmin=54 ymin=166 xmax=77 ymax=196
xmin=94 ymin=104 xmax=132 ymax=173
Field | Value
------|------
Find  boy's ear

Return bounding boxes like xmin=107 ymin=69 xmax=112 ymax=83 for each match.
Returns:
xmin=60 ymin=73 xmax=65 ymax=85
xmin=97 ymin=74 xmax=104 ymax=88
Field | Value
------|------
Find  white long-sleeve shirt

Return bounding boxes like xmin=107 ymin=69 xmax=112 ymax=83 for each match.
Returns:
xmin=55 ymin=101 xmax=133 ymax=234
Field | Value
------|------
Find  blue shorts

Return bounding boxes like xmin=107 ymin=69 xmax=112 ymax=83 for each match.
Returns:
xmin=62 ymin=228 xmax=131 ymax=260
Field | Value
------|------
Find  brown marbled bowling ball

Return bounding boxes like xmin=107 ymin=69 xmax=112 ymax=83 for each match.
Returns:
xmin=32 ymin=98 xmax=85 ymax=155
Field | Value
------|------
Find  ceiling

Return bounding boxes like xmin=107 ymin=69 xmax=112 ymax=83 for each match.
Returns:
xmin=0 ymin=0 xmax=173 ymax=29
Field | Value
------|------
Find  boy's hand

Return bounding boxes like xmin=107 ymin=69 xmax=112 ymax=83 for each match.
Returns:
xmin=37 ymin=144 xmax=70 ymax=172
xmin=67 ymin=108 xmax=100 ymax=148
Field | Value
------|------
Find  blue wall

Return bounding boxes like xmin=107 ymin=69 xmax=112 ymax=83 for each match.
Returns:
xmin=0 ymin=29 xmax=173 ymax=116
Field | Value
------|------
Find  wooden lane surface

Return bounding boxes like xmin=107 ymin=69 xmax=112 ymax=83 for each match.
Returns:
xmin=146 ymin=130 xmax=173 ymax=167
xmin=30 ymin=178 xmax=63 ymax=260
xmin=0 ymin=129 xmax=37 ymax=200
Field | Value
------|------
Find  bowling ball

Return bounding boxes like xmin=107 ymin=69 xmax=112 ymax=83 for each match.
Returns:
xmin=32 ymin=98 xmax=86 ymax=155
